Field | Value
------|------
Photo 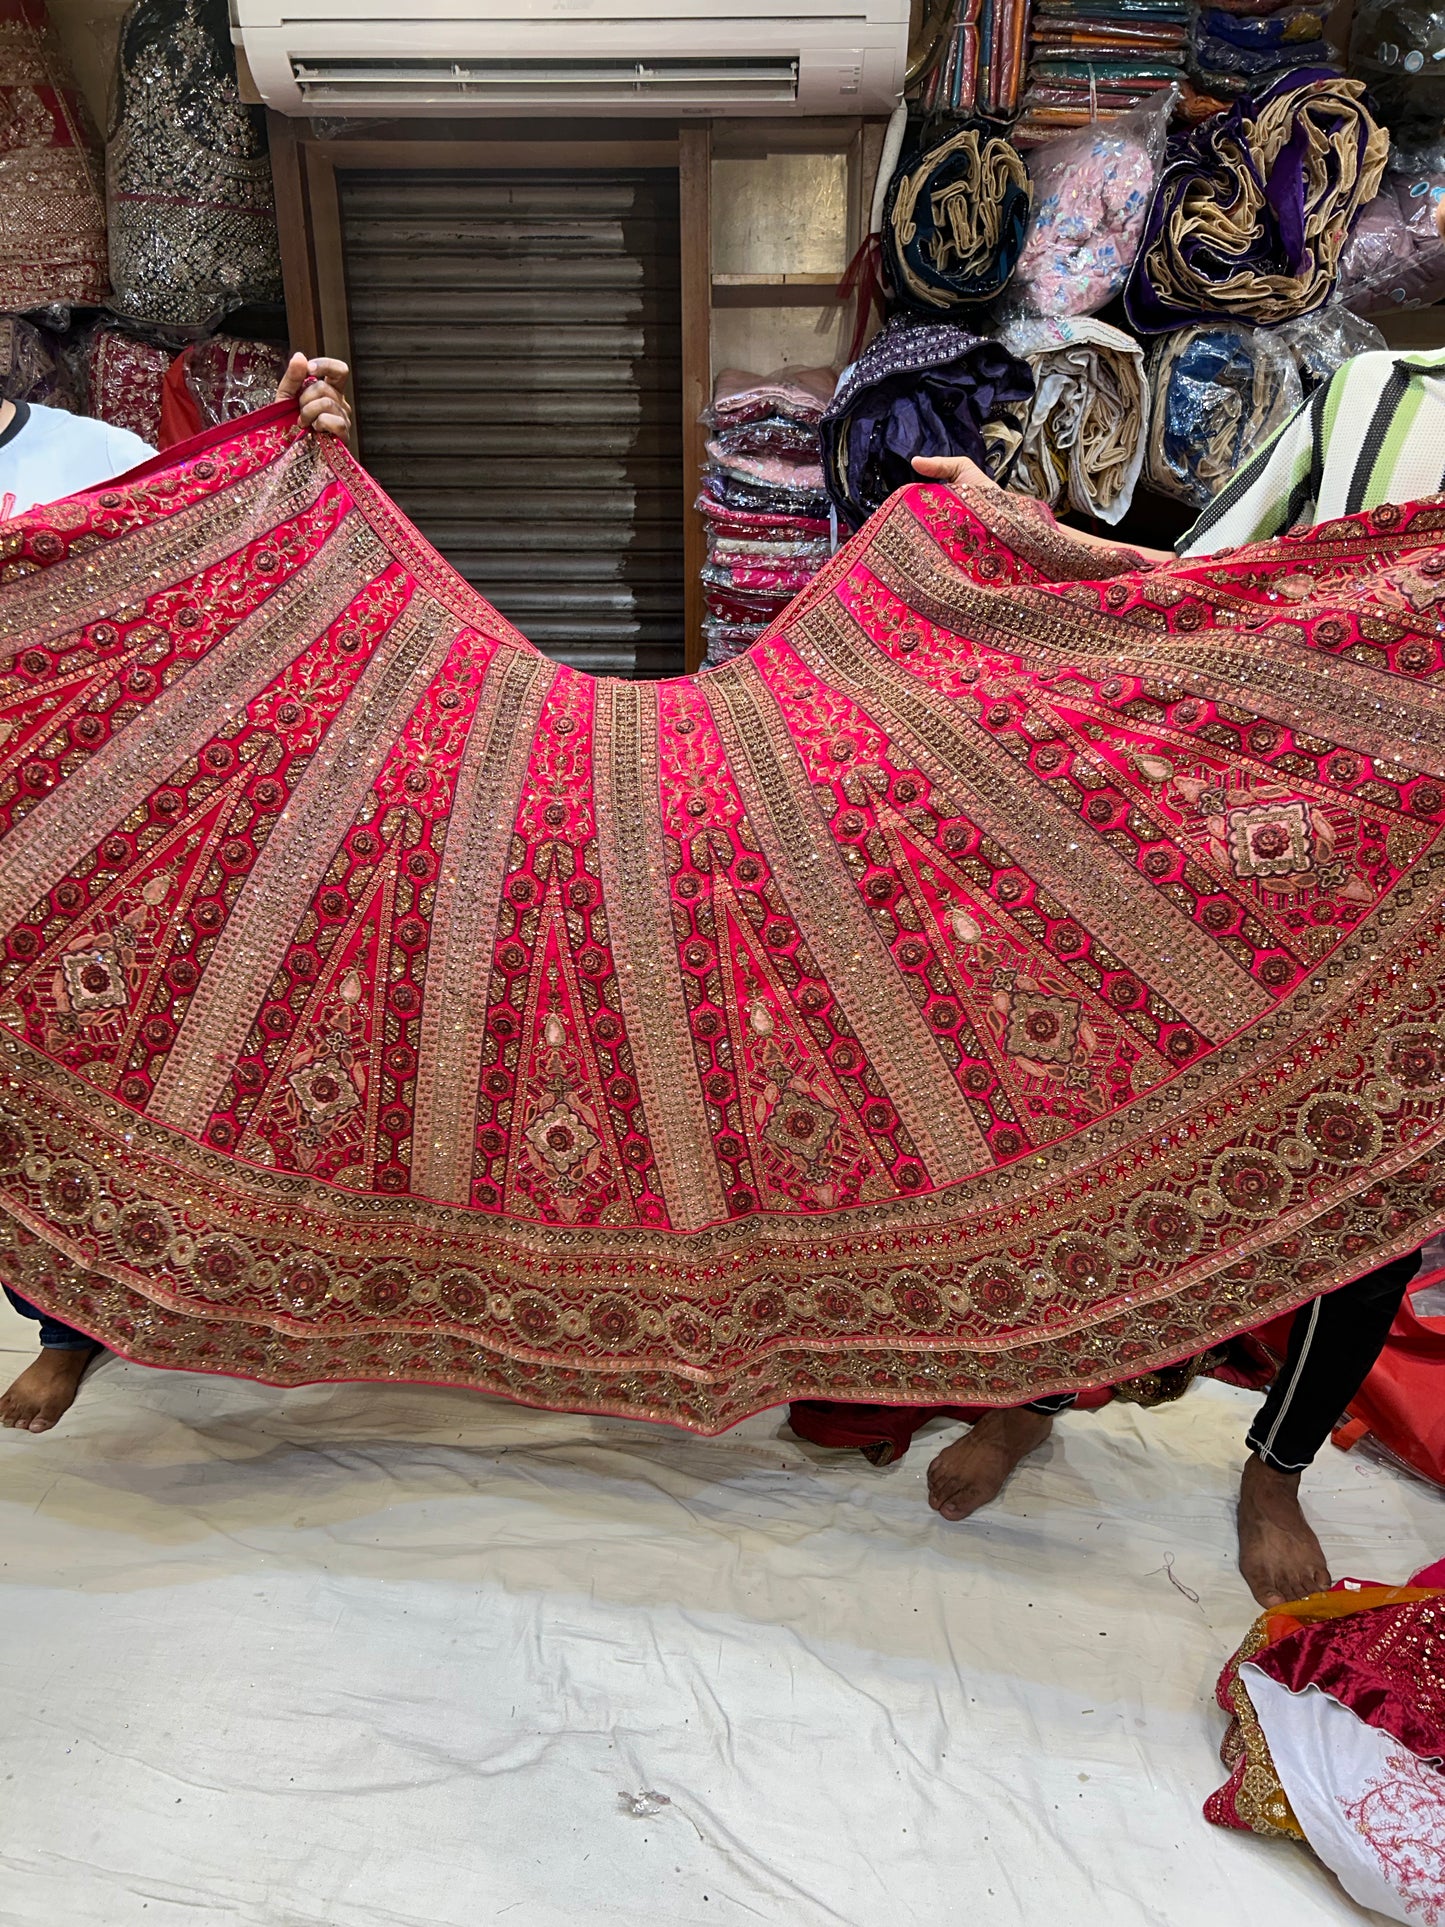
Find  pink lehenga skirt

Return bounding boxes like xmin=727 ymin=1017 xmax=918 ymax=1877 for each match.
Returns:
xmin=2 ymin=401 xmax=1444 ymax=1431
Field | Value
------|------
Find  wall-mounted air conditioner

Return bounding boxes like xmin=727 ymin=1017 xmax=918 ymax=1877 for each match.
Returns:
xmin=233 ymin=0 xmax=911 ymax=116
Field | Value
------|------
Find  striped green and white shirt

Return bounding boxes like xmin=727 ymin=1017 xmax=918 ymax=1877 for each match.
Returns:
xmin=1177 ymin=346 xmax=1445 ymax=558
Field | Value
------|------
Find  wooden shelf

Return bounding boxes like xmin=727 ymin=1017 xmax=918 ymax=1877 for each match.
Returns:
xmin=710 ymin=270 xmax=845 ymax=308
xmin=1376 ymin=308 xmax=1445 ymax=351
xmin=711 ymin=271 xmax=841 ymax=286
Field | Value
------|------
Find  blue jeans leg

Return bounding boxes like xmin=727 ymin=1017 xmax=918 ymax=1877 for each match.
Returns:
xmin=3 ymin=1285 xmax=103 ymax=1353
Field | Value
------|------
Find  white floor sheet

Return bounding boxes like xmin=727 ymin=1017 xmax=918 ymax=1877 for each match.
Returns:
xmin=0 ymin=1293 xmax=1437 ymax=1927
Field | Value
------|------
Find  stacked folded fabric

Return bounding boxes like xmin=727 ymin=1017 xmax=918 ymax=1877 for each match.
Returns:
xmin=699 ymin=366 xmax=837 ymax=668
xmin=1125 ymin=69 xmax=1388 ymax=330
xmin=1191 ymin=2 xmax=1339 ymax=97
xmin=918 ymin=0 xmax=1034 ymax=116
xmin=1016 ymin=0 xmax=1190 ymax=136
xmin=1002 ymin=316 xmax=1149 ymax=522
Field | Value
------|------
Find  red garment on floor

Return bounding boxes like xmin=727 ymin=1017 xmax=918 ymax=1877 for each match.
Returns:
xmin=1206 ymin=1578 xmax=1445 ymax=1840
xmin=1335 ymin=1280 xmax=1445 ymax=1490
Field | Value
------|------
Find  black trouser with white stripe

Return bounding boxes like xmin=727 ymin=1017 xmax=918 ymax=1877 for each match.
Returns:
xmin=1026 ymin=1250 xmax=1420 ymax=1472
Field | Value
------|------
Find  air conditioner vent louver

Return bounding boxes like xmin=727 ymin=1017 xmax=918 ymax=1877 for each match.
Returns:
xmin=290 ymin=53 xmax=802 ymax=102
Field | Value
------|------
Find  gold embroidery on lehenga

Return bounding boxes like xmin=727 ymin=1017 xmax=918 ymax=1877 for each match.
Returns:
xmin=884 ymin=509 xmax=1445 ymax=777
xmin=0 ymin=510 xmax=384 ymax=945
xmin=408 ymin=646 xmax=555 ymax=1204
xmin=0 ymin=430 xmax=320 ymax=655
xmin=792 ymin=599 xmax=1270 ymax=1040
xmin=705 ymin=658 xmax=992 ymax=1185
xmin=593 ymin=681 xmax=729 ymax=1231
xmin=150 ymin=598 xmax=461 ymax=1132
xmin=10 ymin=438 xmax=1445 ymax=1425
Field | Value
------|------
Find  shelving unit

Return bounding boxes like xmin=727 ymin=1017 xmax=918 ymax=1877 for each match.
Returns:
xmin=706 ymin=119 xmax=884 ymax=377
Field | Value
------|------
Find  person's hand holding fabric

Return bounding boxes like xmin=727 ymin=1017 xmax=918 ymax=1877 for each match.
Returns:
xmin=910 ymin=452 xmax=1173 ymax=561
xmin=275 ymin=354 xmax=352 ymax=436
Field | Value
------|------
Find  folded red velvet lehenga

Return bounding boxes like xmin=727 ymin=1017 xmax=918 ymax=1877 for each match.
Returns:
xmin=3 ymin=401 xmax=1445 ymax=1430
xmin=1206 ymin=1565 xmax=1445 ymax=1923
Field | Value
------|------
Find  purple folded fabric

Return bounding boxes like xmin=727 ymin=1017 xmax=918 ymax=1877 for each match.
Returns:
xmin=1124 ymin=69 xmax=1387 ymax=332
xmin=819 ymin=315 xmax=1034 ymax=530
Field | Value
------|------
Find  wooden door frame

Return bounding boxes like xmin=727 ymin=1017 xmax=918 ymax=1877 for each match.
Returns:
xmin=268 ymin=115 xmax=712 ymax=671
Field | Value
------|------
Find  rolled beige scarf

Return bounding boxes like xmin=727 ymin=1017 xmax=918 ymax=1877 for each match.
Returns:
xmin=1002 ymin=316 xmax=1149 ymax=524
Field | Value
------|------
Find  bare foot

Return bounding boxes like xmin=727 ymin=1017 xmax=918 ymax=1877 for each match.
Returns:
xmin=0 ymin=1346 xmax=100 ymax=1433
xmin=1237 ymin=1453 xmax=1331 ymax=1608
xmin=927 ymin=1407 xmax=1055 ymax=1521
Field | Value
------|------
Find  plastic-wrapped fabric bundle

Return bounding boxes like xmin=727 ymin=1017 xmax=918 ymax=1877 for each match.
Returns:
xmin=703 ymin=439 xmax=825 ymax=492
xmin=1125 ymin=70 xmax=1388 ymax=332
xmin=883 ymin=124 xmax=1032 ymax=312
xmin=701 ymin=467 xmax=831 ymax=517
xmin=1274 ymin=303 xmax=1386 ymax=392
xmin=156 ymin=335 xmax=287 ymax=448
xmin=1145 ymin=322 xmax=1302 ymax=506
xmin=698 ymin=366 xmax=837 ymax=668
xmin=820 ymin=316 xmax=1034 ymax=531
xmin=83 ymin=324 xmax=171 ymax=446
xmin=711 ymin=366 xmax=837 ymax=429
xmin=1002 ymin=316 xmax=1148 ymax=523
xmin=1191 ymin=4 xmax=1338 ymax=95
xmin=1009 ymin=102 xmax=1168 ymax=315
xmin=1350 ymin=0 xmax=1445 ymax=144
xmin=1016 ymin=0 xmax=1189 ymax=134
xmin=1339 ymin=164 xmax=1445 ymax=314
xmin=106 ymin=0 xmax=283 ymax=330
xmin=185 ymin=336 xmax=287 ymax=426
xmin=0 ymin=0 xmax=108 ymax=311
xmin=917 ymin=0 xmax=1033 ymax=117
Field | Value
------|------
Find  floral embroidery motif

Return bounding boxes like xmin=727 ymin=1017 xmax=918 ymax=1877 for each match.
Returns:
xmin=59 ymin=945 xmax=128 ymax=1016
xmin=1226 ymin=801 xmax=1315 ymax=881
xmin=1003 ymin=990 xmax=1082 ymax=1068
xmin=761 ymin=1088 xmax=839 ymax=1175
xmin=288 ymin=1058 xmax=360 ymax=1127
xmin=526 ymin=1099 xmax=600 ymax=1178
xmin=1342 ymin=1748 xmax=1445 ymax=1924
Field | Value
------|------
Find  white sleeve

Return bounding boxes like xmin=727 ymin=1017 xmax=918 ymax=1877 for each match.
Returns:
xmin=103 ymin=424 xmax=158 ymax=475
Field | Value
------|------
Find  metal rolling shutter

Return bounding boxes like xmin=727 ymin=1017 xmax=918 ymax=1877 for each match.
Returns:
xmin=338 ymin=168 xmax=684 ymax=678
